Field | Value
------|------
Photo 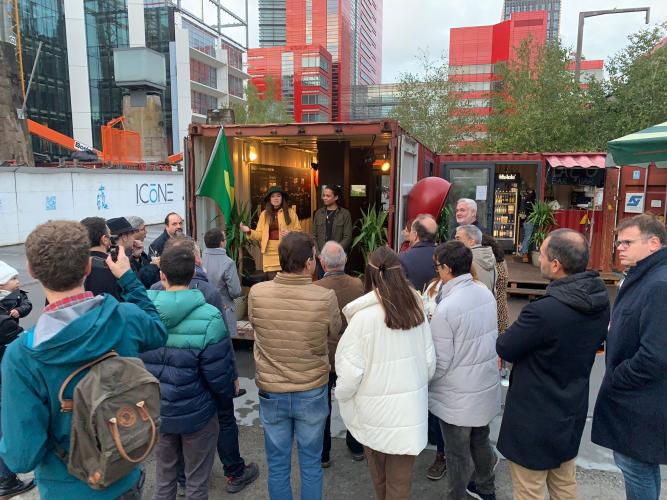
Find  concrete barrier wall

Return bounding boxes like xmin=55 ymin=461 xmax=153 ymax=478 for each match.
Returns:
xmin=1 ymin=167 xmax=185 ymax=246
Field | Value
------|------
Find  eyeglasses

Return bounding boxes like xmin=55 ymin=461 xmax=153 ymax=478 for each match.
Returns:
xmin=615 ymin=238 xmax=647 ymax=249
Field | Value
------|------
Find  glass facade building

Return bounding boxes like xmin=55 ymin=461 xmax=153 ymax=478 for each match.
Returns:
xmin=84 ymin=0 xmax=129 ymax=150
xmin=17 ymin=0 xmax=72 ymax=157
xmin=259 ymin=0 xmax=286 ymax=47
xmin=502 ymin=0 xmax=561 ymax=42
xmin=254 ymin=0 xmax=382 ymax=121
xmin=350 ymin=83 xmax=399 ymax=120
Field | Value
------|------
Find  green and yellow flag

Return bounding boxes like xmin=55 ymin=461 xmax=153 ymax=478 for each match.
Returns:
xmin=197 ymin=127 xmax=235 ymax=223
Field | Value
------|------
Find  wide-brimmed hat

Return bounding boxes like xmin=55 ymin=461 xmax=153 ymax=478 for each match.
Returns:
xmin=263 ymin=186 xmax=289 ymax=203
xmin=107 ymin=217 xmax=135 ymax=236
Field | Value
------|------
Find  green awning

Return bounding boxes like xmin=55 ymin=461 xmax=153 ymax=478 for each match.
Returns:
xmin=606 ymin=121 xmax=667 ymax=168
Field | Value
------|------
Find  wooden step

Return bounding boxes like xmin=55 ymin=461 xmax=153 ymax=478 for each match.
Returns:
xmin=506 ymin=287 xmax=547 ymax=299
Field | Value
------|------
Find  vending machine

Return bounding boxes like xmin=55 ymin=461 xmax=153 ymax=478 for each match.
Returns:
xmin=493 ymin=173 xmax=520 ymax=252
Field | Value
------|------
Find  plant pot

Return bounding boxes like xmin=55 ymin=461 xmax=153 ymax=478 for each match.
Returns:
xmin=530 ymin=251 xmax=541 ymax=267
xmin=234 ymin=295 xmax=248 ymax=321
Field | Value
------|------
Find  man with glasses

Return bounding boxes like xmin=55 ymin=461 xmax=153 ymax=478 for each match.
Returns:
xmin=592 ymin=214 xmax=667 ymax=500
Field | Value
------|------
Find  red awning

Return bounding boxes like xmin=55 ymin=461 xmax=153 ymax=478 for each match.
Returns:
xmin=545 ymin=153 xmax=606 ymax=169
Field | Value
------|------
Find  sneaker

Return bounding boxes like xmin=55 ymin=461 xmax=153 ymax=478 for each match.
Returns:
xmin=226 ymin=462 xmax=260 ymax=494
xmin=351 ymin=451 xmax=365 ymax=461
xmin=426 ymin=453 xmax=447 ymax=480
xmin=321 ymin=459 xmax=331 ymax=468
xmin=176 ymin=482 xmax=186 ymax=497
xmin=466 ymin=481 xmax=496 ymax=500
xmin=0 ymin=476 xmax=36 ymax=500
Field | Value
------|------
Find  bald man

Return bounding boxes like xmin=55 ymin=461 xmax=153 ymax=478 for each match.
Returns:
xmin=399 ymin=214 xmax=439 ymax=292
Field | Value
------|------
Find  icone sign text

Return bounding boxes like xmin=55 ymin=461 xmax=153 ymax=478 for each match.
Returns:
xmin=136 ymin=183 xmax=174 ymax=204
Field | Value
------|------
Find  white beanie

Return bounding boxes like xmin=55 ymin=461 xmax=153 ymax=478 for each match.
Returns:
xmin=0 ymin=261 xmax=18 ymax=286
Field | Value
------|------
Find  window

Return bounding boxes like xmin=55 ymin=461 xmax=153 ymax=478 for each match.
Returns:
xmin=302 ymin=111 xmax=327 ymax=122
xmin=220 ymin=41 xmax=243 ymax=70
xmin=302 ymin=94 xmax=329 ymax=107
xmin=190 ymin=59 xmax=217 ymax=88
xmin=302 ymin=74 xmax=328 ymax=89
xmin=228 ymin=75 xmax=244 ymax=98
xmin=449 ymin=64 xmax=493 ymax=76
xmin=183 ymin=20 xmax=215 ymax=56
xmin=191 ymin=91 xmax=218 ymax=115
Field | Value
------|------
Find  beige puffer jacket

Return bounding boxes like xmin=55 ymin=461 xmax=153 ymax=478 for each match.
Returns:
xmin=248 ymin=273 xmax=342 ymax=392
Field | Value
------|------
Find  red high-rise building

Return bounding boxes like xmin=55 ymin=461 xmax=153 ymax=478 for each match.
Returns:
xmin=251 ymin=0 xmax=382 ymax=121
xmin=449 ymin=10 xmax=549 ymax=137
xmin=449 ymin=10 xmax=603 ymax=138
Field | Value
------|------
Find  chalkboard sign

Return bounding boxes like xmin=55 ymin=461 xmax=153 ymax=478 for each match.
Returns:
xmin=249 ymin=164 xmax=312 ymax=221
xmin=547 ymin=167 xmax=604 ymax=187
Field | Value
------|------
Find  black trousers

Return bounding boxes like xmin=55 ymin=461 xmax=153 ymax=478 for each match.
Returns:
xmin=322 ymin=372 xmax=363 ymax=461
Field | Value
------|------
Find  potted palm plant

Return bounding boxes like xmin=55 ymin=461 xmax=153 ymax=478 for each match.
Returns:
xmin=211 ymin=201 xmax=258 ymax=319
xmin=527 ymin=201 xmax=556 ymax=267
xmin=352 ymin=205 xmax=388 ymax=267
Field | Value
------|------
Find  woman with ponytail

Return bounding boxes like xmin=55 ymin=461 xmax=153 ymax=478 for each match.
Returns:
xmin=335 ymin=246 xmax=435 ymax=500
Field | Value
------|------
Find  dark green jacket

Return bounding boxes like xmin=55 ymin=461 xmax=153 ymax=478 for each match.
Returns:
xmin=313 ymin=206 xmax=353 ymax=251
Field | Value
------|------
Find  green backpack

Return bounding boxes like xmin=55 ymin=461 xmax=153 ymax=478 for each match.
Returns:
xmin=53 ymin=351 xmax=161 ymax=489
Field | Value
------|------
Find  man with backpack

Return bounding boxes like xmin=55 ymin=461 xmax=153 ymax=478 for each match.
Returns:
xmin=0 ymin=220 xmax=167 ymax=499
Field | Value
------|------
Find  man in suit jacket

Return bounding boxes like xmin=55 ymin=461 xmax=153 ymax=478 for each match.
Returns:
xmin=497 ymin=229 xmax=609 ymax=500
xmin=592 ymin=215 xmax=667 ymax=500
xmin=315 ymin=241 xmax=365 ymax=466
xmin=399 ymin=214 xmax=438 ymax=292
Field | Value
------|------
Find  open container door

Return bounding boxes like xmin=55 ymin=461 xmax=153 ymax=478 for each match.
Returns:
xmin=392 ymin=134 xmax=420 ymax=250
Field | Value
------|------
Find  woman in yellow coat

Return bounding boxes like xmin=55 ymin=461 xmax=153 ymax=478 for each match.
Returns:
xmin=240 ymin=186 xmax=302 ymax=277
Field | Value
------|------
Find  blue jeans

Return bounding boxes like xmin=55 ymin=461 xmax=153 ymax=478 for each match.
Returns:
xmin=259 ymin=384 xmax=328 ymax=500
xmin=520 ymin=221 xmax=534 ymax=255
xmin=614 ymin=451 xmax=661 ymax=500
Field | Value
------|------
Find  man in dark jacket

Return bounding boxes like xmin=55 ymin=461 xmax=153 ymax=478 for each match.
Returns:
xmin=150 ymin=237 xmax=259 ymax=494
xmin=399 ymin=214 xmax=438 ymax=292
xmin=592 ymin=214 xmax=667 ymax=500
xmin=496 ymin=228 xmax=609 ymax=499
xmin=149 ymin=212 xmax=184 ymax=257
xmin=315 ymin=241 xmax=365 ymax=466
xmin=142 ymin=245 xmax=236 ymax=499
xmin=80 ymin=217 xmax=123 ymax=301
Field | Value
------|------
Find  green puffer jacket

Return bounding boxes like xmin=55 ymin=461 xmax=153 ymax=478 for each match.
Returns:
xmin=140 ymin=289 xmax=236 ymax=434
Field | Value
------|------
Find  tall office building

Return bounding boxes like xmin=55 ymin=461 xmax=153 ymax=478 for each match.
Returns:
xmin=252 ymin=0 xmax=382 ymax=121
xmin=14 ymin=0 xmax=248 ymax=157
xmin=450 ymin=10 xmax=603 ymax=141
xmin=502 ymin=0 xmax=561 ymax=42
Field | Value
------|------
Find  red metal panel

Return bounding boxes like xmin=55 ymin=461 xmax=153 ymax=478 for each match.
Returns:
xmin=554 ymin=209 xmax=604 ymax=270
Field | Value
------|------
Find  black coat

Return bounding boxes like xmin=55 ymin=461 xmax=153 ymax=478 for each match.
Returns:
xmin=497 ymin=271 xmax=610 ymax=470
xmin=84 ymin=251 xmax=122 ymax=301
xmin=592 ymin=247 xmax=667 ymax=464
xmin=398 ymin=241 xmax=437 ymax=292
xmin=0 ymin=290 xmax=31 ymax=362
xmin=148 ymin=230 xmax=170 ymax=257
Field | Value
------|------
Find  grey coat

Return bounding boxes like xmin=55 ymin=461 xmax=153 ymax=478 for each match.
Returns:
xmin=429 ymin=274 xmax=501 ymax=427
xmin=201 ymin=247 xmax=242 ymax=336
xmin=471 ymin=245 xmax=497 ymax=296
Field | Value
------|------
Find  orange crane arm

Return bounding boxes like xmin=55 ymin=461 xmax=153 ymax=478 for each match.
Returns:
xmin=27 ymin=119 xmax=100 ymax=155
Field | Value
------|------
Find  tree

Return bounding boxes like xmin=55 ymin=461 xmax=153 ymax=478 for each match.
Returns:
xmin=485 ymin=38 xmax=597 ymax=152
xmin=391 ymin=53 xmax=480 ymax=153
xmin=231 ymin=76 xmax=293 ymax=124
xmin=586 ymin=23 xmax=667 ymax=148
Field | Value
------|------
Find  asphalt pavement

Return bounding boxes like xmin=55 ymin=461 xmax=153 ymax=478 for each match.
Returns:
xmin=1 ymin=225 xmax=665 ymax=498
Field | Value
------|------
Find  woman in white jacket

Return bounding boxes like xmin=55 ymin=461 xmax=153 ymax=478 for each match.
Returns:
xmin=335 ymin=246 xmax=436 ymax=500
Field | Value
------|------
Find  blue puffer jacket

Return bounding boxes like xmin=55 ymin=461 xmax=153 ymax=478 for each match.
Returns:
xmin=141 ymin=289 xmax=236 ymax=434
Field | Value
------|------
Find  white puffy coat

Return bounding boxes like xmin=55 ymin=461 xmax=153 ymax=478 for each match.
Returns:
xmin=429 ymin=273 xmax=501 ymax=427
xmin=335 ymin=291 xmax=436 ymax=455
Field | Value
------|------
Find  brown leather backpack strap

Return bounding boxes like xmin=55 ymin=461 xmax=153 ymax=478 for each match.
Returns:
xmin=58 ymin=351 xmax=119 ymax=412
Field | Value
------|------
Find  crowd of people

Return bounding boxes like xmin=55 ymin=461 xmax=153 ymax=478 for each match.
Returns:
xmin=0 ymin=185 xmax=665 ymax=500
